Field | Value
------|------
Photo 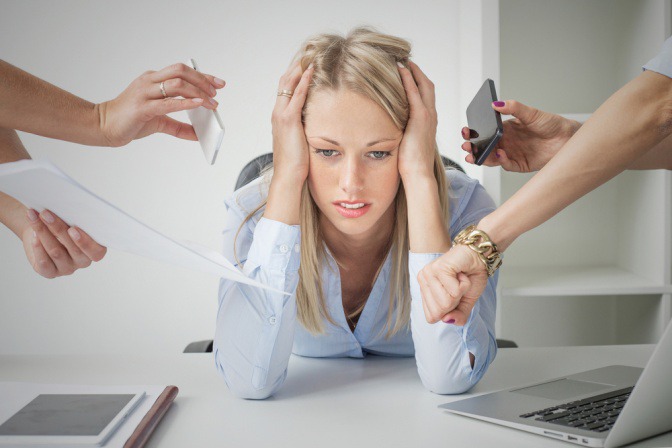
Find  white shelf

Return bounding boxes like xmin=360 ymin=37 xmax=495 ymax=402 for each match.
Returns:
xmin=501 ymin=266 xmax=672 ymax=298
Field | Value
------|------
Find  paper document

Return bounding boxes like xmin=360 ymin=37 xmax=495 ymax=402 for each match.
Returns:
xmin=0 ymin=159 xmax=285 ymax=295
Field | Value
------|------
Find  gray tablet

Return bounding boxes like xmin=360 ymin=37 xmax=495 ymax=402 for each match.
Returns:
xmin=0 ymin=392 xmax=144 ymax=446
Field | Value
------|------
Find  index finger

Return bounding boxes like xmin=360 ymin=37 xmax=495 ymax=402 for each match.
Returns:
xmin=149 ymin=63 xmax=218 ymax=97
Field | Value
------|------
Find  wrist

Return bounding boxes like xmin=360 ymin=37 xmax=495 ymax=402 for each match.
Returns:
xmin=264 ymin=175 xmax=305 ymax=225
xmin=93 ymin=102 xmax=119 ymax=147
xmin=476 ymin=214 xmax=514 ymax=253
xmin=0 ymin=192 xmax=28 ymax=238
xmin=453 ymin=225 xmax=502 ymax=277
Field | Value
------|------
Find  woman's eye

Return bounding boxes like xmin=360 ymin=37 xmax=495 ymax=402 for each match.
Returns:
xmin=368 ymin=151 xmax=390 ymax=160
xmin=317 ymin=149 xmax=338 ymax=157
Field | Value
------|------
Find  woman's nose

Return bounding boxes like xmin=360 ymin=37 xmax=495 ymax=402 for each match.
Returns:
xmin=339 ymin=157 xmax=364 ymax=194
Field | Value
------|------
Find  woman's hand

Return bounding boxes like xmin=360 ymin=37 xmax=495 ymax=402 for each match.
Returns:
xmin=21 ymin=208 xmax=106 ymax=278
xmin=462 ymin=100 xmax=581 ymax=172
xmin=417 ymin=243 xmax=488 ymax=326
xmin=96 ymin=63 xmax=226 ymax=147
xmin=397 ymin=61 xmax=438 ymax=182
xmin=264 ymin=62 xmax=314 ymax=225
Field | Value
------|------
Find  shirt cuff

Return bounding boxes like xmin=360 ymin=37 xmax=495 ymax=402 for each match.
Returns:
xmin=245 ymin=217 xmax=301 ymax=274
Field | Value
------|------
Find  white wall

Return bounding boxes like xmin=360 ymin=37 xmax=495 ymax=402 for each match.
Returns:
xmin=0 ymin=0 xmax=478 ymax=354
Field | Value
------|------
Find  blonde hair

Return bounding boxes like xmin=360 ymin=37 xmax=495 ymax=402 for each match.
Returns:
xmin=235 ymin=27 xmax=449 ymax=336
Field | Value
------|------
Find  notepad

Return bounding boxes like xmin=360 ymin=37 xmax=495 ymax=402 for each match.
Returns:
xmin=0 ymin=159 xmax=286 ymax=295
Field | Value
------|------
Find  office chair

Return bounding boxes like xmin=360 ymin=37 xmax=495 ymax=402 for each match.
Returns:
xmin=184 ymin=153 xmax=517 ymax=352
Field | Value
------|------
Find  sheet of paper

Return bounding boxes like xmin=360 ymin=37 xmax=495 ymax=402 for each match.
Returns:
xmin=0 ymin=382 xmax=165 ymax=448
xmin=0 ymin=159 xmax=286 ymax=295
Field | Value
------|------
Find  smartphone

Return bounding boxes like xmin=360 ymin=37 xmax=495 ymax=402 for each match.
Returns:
xmin=466 ymin=79 xmax=503 ymax=165
xmin=186 ymin=58 xmax=224 ymax=165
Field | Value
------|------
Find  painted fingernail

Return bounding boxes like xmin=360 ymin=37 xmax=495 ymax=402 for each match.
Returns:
xmin=209 ymin=98 xmax=218 ymax=107
xmin=68 ymin=227 xmax=81 ymax=241
xmin=41 ymin=210 xmax=55 ymax=224
xmin=444 ymin=318 xmax=456 ymax=324
xmin=27 ymin=209 xmax=38 ymax=222
xmin=192 ymin=98 xmax=204 ymax=104
xmin=493 ymin=101 xmax=505 ymax=107
xmin=214 ymin=77 xmax=225 ymax=87
xmin=397 ymin=61 xmax=404 ymax=68
xmin=495 ymin=151 xmax=501 ymax=158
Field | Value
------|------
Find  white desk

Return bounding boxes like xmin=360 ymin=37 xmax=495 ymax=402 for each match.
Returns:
xmin=1 ymin=345 xmax=670 ymax=448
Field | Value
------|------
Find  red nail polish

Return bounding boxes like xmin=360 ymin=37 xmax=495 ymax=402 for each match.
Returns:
xmin=444 ymin=319 xmax=456 ymax=324
xmin=493 ymin=101 xmax=505 ymax=107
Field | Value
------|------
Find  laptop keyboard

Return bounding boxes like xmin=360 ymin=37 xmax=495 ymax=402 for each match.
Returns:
xmin=519 ymin=387 xmax=633 ymax=433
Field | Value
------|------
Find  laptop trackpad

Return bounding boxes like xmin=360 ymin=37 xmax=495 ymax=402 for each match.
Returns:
xmin=511 ymin=379 xmax=615 ymax=401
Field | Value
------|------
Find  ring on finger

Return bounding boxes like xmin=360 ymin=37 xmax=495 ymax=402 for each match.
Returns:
xmin=277 ymin=89 xmax=293 ymax=98
xmin=159 ymin=81 xmax=168 ymax=99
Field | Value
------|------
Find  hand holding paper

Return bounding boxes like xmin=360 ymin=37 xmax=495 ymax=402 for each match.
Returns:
xmin=0 ymin=159 xmax=286 ymax=294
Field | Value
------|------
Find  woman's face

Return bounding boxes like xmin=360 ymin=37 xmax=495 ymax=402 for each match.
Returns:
xmin=304 ymin=88 xmax=403 ymax=240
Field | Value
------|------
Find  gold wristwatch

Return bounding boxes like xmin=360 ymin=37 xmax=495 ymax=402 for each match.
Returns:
xmin=453 ymin=225 xmax=503 ymax=277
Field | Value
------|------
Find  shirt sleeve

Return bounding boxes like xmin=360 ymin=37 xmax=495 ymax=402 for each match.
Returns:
xmin=213 ymin=190 xmax=301 ymax=399
xmin=408 ymin=171 xmax=498 ymax=394
xmin=643 ymin=36 xmax=672 ymax=79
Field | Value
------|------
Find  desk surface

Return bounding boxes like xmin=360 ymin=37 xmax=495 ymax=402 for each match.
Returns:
xmin=1 ymin=345 xmax=670 ymax=448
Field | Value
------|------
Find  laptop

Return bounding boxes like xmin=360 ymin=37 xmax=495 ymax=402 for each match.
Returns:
xmin=439 ymin=319 xmax=672 ymax=447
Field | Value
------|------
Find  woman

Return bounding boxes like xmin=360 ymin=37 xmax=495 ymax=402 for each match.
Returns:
xmin=214 ymin=28 xmax=498 ymax=399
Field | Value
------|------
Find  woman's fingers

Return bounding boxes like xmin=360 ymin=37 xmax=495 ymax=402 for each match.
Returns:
xmin=30 ymin=234 xmax=58 ymax=279
xmin=38 ymin=210 xmax=91 ymax=268
xmin=273 ymin=61 xmax=303 ymax=115
xmin=144 ymin=97 xmax=205 ymax=117
xmin=407 ymin=61 xmax=436 ymax=111
xmin=397 ymin=62 xmax=424 ymax=112
xmin=24 ymin=209 xmax=106 ymax=278
xmin=148 ymin=63 xmax=220 ymax=99
xmin=30 ymin=212 xmax=76 ymax=275
xmin=160 ymin=78 xmax=218 ymax=108
xmin=68 ymin=227 xmax=107 ymax=262
xmin=286 ymin=64 xmax=315 ymax=115
xmin=156 ymin=116 xmax=198 ymax=141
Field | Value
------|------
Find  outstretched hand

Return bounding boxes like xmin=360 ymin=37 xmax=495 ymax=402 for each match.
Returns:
xmin=462 ymin=100 xmax=581 ymax=172
xmin=21 ymin=208 xmax=106 ymax=278
xmin=97 ymin=63 xmax=226 ymax=147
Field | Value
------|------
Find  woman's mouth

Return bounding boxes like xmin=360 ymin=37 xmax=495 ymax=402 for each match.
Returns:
xmin=333 ymin=201 xmax=371 ymax=218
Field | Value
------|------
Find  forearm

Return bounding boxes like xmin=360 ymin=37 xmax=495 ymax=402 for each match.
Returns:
xmin=480 ymin=70 xmax=672 ymax=250
xmin=0 ymin=127 xmax=30 ymax=236
xmin=627 ymin=131 xmax=672 ymax=170
xmin=403 ymin=174 xmax=451 ymax=253
xmin=263 ymin=173 xmax=304 ymax=226
xmin=0 ymin=60 xmax=107 ymax=146
xmin=409 ymin=253 xmax=498 ymax=394
xmin=214 ymin=217 xmax=301 ymax=399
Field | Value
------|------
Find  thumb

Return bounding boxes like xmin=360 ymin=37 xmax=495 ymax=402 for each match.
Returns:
xmin=492 ymin=100 xmax=539 ymax=125
xmin=157 ymin=116 xmax=197 ymax=141
xmin=441 ymin=296 xmax=477 ymax=327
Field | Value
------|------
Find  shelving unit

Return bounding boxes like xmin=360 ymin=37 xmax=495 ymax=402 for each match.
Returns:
xmin=466 ymin=0 xmax=672 ymax=347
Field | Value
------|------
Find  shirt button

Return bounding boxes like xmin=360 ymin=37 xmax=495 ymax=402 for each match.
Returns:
xmin=294 ymin=244 xmax=300 ymax=253
xmin=279 ymin=244 xmax=289 ymax=254
xmin=268 ymin=316 xmax=277 ymax=325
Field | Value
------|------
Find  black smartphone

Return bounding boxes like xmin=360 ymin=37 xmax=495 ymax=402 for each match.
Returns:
xmin=466 ymin=79 xmax=503 ymax=165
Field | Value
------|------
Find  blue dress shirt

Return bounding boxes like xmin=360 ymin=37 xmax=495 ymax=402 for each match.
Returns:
xmin=214 ymin=169 xmax=499 ymax=399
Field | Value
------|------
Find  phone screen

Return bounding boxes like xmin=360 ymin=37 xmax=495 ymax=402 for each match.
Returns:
xmin=466 ymin=79 xmax=503 ymax=165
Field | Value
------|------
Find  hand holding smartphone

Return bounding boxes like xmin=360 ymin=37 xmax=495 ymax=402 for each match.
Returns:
xmin=466 ymin=79 xmax=503 ymax=166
